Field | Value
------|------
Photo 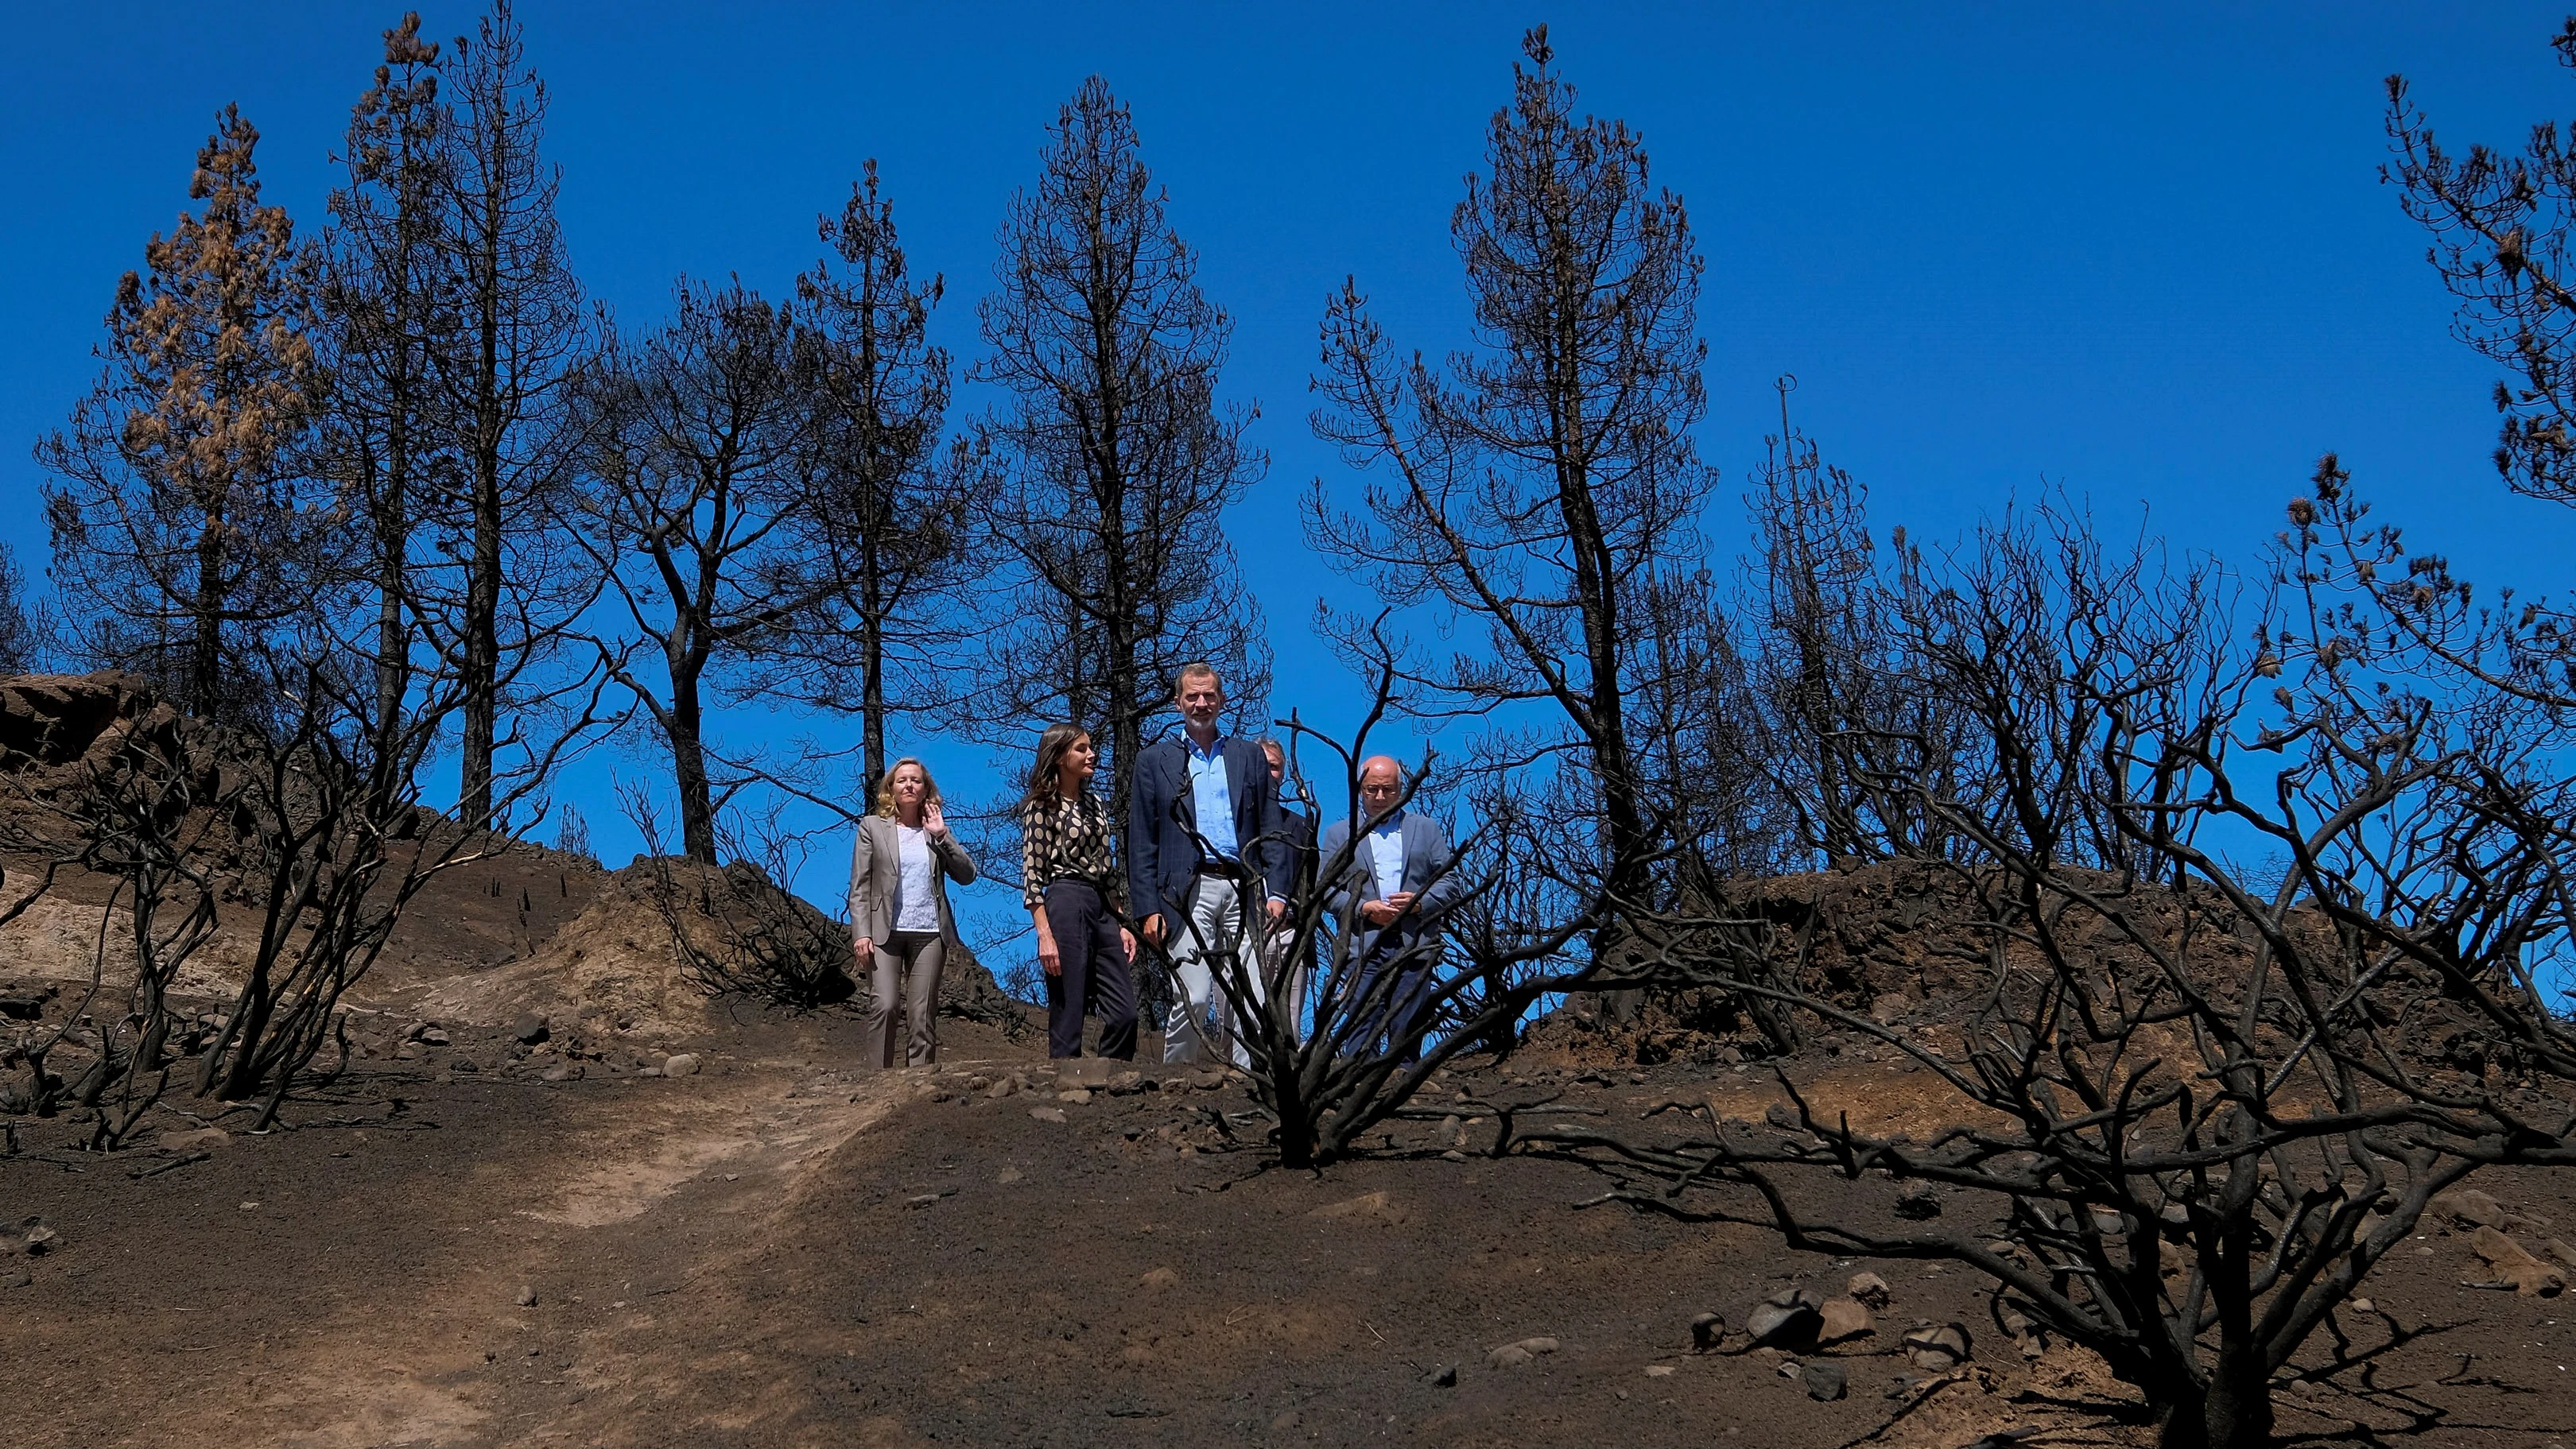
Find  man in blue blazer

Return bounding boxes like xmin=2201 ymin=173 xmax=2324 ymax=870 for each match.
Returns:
xmin=1317 ymin=755 xmax=1467 ymax=1064
xmin=1127 ymin=661 xmax=1291 ymax=1066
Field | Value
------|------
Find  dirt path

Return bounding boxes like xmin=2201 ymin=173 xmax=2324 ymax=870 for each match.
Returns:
xmin=2 ymin=1020 xmax=1012 ymax=1449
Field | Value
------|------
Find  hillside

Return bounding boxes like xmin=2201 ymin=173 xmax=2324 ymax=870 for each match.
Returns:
xmin=0 ymin=680 xmax=2569 ymax=1447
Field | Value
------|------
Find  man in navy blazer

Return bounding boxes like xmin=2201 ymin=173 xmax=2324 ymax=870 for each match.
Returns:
xmin=1317 ymin=756 xmax=1467 ymax=1064
xmin=1127 ymin=661 xmax=1291 ymax=1066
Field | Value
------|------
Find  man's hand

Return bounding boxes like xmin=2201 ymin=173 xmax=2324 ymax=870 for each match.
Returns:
xmin=1267 ymin=897 xmax=1286 ymax=924
xmin=1037 ymin=929 xmax=1062 ymax=978
xmin=1119 ymin=927 xmax=1139 ymax=963
xmin=1360 ymin=899 xmax=1401 ymax=928
xmin=1142 ymin=913 xmax=1167 ymax=947
xmin=1385 ymin=890 xmax=1418 ymax=918
xmin=854 ymin=936 xmax=877 ymax=962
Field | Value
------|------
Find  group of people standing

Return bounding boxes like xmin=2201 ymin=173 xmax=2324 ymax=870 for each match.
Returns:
xmin=844 ymin=660 xmax=1464 ymax=1070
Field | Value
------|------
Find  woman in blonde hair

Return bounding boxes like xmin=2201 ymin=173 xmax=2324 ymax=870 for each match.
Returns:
xmin=848 ymin=757 xmax=977 ymax=1067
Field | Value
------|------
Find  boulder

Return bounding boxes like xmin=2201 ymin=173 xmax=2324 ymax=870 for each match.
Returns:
xmin=1817 ymin=1296 xmax=1875 ymax=1345
xmin=1745 ymin=1287 xmax=1824 ymax=1350
xmin=1485 ymin=1336 xmax=1560 ymax=1369
xmin=2468 ymin=1226 xmax=2566 ymax=1296
xmin=1690 ymin=1311 xmax=1727 ymax=1351
xmin=1799 ymin=1360 xmax=1848 ymax=1401
xmin=1902 ymin=1323 xmax=1972 ymax=1371
xmin=1846 ymin=1271 xmax=1891 ymax=1308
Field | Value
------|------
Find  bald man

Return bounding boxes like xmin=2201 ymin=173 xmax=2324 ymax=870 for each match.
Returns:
xmin=1315 ymin=757 xmax=1466 ymax=1064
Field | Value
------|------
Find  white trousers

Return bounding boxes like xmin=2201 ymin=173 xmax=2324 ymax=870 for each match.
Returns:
xmin=1164 ymin=874 xmax=1264 ymax=1067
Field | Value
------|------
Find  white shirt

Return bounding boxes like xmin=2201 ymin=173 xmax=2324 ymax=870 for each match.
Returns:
xmin=1367 ymin=813 xmax=1407 ymax=905
xmin=891 ymin=824 xmax=939 ymax=934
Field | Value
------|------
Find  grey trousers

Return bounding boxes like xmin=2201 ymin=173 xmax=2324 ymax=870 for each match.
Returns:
xmin=1164 ymin=875 xmax=1263 ymax=1067
xmin=864 ymin=929 xmax=945 ymax=1067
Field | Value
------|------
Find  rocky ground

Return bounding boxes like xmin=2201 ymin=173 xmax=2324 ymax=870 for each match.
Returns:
xmin=6 ymin=994 xmax=2572 ymax=1447
xmin=1 ymin=677 xmax=2570 ymax=1447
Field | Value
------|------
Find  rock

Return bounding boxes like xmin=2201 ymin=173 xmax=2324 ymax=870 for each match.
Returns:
xmin=514 ymin=1285 xmax=537 ymax=1307
xmin=0 ymin=985 xmax=57 ymax=1020
xmin=1893 ymin=1188 xmax=1942 ymax=1220
xmin=541 ymin=1065 xmax=578 ymax=1083
xmin=156 ymin=1127 xmax=229 ymax=1152
xmin=1107 ymin=1071 xmax=1151 ymax=1095
xmin=1846 ymin=1271 xmax=1891 ymax=1309
xmin=1429 ymin=1364 xmax=1458 ymax=1387
xmin=988 ymin=1076 xmax=1018 ymax=1098
xmin=511 ymin=1013 xmax=550 ymax=1045
xmin=1800 ymin=1360 xmax=1849 ymax=1401
xmin=1997 ymin=1304 xmax=2033 ymax=1337
xmin=2348 ymin=1297 xmax=2375 ymax=1315
xmin=418 ymin=1025 xmax=451 ymax=1047
xmin=1028 ymin=1107 xmax=1068 ymax=1124
xmin=1441 ymin=1149 xmax=1470 ymax=1163
xmin=21 ymin=1225 xmax=60 ymax=1257
xmin=997 ymin=1166 xmax=1023 ymax=1184
xmin=1270 ymin=1411 xmax=1299 ymax=1430
xmin=1746 ymin=1288 xmax=1824 ymax=1350
xmin=1763 ymin=1102 xmax=1801 ymax=1129
xmin=1140 ymin=1266 xmax=1180 ymax=1288
xmin=1057 ymin=1088 xmax=1093 ymax=1105
xmin=1308 ymin=1190 xmax=1408 ymax=1226
xmin=449 ymin=1058 xmax=479 ymax=1073
xmin=1817 ymin=1296 xmax=1875 ymax=1345
xmin=1485 ymin=1336 xmax=1559 ymax=1369
xmin=1690 ymin=1311 xmax=1727 ymax=1351
xmin=905 ymin=1193 xmax=944 ymax=1210
xmin=661 ymin=1053 xmax=700 ymax=1078
xmin=2430 ymin=1187 xmax=2519 ymax=1231
xmin=1057 ymin=1057 xmax=1118 ymax=1088
xmin=1191 ymin=1070 xmax=1228 ymax=1091
xmin=1902 ymin=1323 xmax=1972 ymax=1371
xmin=2467 ymin=1225 xmax=2566 ymax=1296
xmin=2547 ymin=1241 xmax=2576 ymax=1273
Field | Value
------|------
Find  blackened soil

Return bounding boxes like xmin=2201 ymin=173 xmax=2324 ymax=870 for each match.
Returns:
xmin=4 ymin=1024 xmax=2571 ymax=1448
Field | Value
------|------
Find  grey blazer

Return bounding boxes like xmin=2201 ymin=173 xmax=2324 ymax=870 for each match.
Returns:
xmin=847 ymin=815 xmax=978 ymax=943
xmin=1315 ymin=809 xmax=1465 ymax=965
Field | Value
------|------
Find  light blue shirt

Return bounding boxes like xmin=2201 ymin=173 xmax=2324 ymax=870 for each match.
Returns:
xmin=1367 ymin=812 xmax=1407 ymax=903
xmin=1185 ymin=734 xmax=1238 ymax=860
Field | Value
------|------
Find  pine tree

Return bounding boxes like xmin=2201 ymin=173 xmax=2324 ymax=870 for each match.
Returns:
xmin=780 ymin=161 xmax=985 ymax=795
xmin=40 ymin=104 xmax=325 ymax=719
xmin=320 ymin=12 xmax=448 ymax=770
xmin=1309 ymin=27 xmax=1714 ymax=933
xmin=970 ymin=76 xmax=1271 ymax=833
xmin=433 ymin=0 xmax=590 ymax=822
xmin=581 ymin=281 xmax=837 ymax=862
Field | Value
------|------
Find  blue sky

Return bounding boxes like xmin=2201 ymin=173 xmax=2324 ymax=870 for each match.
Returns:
xmin=8 ymin=3 xmax=2576 ymax=944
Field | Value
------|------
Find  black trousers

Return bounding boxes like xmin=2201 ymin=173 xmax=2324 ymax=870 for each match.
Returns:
xmin=1042 ymin=881 xmax=1138 ymax=1060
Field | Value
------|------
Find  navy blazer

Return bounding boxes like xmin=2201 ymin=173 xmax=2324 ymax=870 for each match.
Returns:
xmin=1127 ymin=734 xmax=1291 ymax=922
xmin=1316 ymin=809 xmax=1466 ymax=966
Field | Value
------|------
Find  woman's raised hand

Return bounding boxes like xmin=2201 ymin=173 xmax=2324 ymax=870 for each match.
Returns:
xmin=924 ymin=801 xmax=949 ymax=840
